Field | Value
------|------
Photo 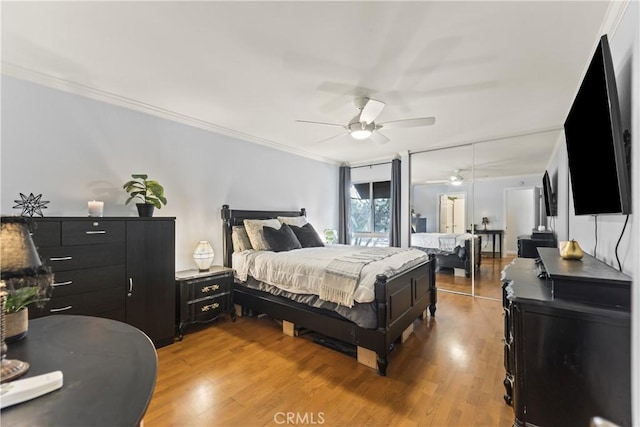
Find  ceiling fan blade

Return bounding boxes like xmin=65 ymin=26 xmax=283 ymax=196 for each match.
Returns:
xmin=295 ymin=120 xmax=345 ymax=128
xmin=378 ymin=117 xmax=436 ymax=129
xmin=314 ymin=132 xmax=349 ymax=144
xmin=358 ymin=99 xmax=385 ymax=124
xmin=369 ymin=132 xmax=390 ymax=145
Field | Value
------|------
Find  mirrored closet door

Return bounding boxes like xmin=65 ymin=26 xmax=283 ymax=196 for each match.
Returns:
xmin=410 ymin=145 xmax=475 ymax=296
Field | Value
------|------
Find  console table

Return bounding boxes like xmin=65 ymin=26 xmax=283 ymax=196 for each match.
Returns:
xmin=469 ymin=229 xmax=503 ymax=258
xmin=1 ymin=315 xmax=157 ymax=426
xmin=501 ymin=248 xmax=631 ymax=427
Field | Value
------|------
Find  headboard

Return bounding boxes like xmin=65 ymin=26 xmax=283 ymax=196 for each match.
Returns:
xmin=220 ymin=204 xmax=306 ymax=268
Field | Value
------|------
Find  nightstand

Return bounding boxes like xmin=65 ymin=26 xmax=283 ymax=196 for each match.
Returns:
xmin=175 ymin=266 xmax=235 ymax=340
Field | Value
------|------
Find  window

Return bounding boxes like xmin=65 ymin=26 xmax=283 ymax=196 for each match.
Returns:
xmin=350 ymin=181 xmax=390 ymax=246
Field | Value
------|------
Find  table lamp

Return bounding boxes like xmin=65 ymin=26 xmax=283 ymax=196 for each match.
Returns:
xmin=1 ymin=217 xmax=54 ymax=382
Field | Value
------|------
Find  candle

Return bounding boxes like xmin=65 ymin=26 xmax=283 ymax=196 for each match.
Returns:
xmin=88 ymin=200 xmax=104 ymax=217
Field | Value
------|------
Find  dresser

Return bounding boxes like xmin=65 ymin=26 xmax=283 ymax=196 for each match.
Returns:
xmin=516 ymin=229 xmax=557 ymax=258
xmin=30 ymin=217 xmax=176 ymax=348
xmin=502 ymin=248 xmax=631 ymax=427
xmin=175 ymin=266 xmax=235 ymax=340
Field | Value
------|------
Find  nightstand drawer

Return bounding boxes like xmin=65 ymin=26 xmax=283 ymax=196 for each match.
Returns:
xmin=61 ymin=220 xmax=125 ymax=245
xmin=184 ymin=275 xmax=232 ymax=301
xmin=189 ymin=295 xmax=228 ymax=323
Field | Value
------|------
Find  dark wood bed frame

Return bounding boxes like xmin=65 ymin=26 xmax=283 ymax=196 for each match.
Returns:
xmin=221 ymin=205 xmax=437 ymax=376
xmin=433 ymin=235 xmax=482 ymax=278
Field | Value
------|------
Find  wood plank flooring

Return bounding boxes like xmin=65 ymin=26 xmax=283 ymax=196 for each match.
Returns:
xmin=144 ymin=256 xmax=515 ymax=427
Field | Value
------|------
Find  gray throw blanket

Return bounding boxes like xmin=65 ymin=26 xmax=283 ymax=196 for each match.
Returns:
xmin=320 ymin=247 xmax=401 ymax=307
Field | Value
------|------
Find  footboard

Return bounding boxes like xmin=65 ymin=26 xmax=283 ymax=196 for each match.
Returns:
xmin=357 ymin=254 xmax=436 ymax=374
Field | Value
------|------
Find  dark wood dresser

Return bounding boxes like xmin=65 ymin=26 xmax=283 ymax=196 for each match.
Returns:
xmin=502 ymin=247 xmax=631 ymax=427
xmin=30 ymin=217 xmax=176 ymax=348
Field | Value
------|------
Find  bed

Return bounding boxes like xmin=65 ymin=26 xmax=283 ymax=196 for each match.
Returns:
xmin=410 ymin=232 xmax=481 ymax=278
xmin=221 ymin=205 xmax=437 ymax=376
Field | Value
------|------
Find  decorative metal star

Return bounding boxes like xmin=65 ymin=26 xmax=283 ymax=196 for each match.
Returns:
xmin=13 ymin=193 xmax=50 ymax=217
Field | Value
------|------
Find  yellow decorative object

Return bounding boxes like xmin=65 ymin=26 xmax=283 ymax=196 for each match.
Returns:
xmin=560 ymin=239 xmax=584 ymax=260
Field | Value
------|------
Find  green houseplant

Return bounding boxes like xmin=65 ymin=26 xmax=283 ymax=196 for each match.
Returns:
xmin=123 ymin=174 xmax=167 ymax=217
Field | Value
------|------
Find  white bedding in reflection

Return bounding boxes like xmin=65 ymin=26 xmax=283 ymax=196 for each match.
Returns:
xmin=232 ymin=244 xmax=429 ymax=304
xmin=410 ymin=232 xmax=473 ymax=250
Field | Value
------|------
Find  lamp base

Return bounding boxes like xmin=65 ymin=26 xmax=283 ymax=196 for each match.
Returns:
xmin=1 ymin=359 xmax=29 ymax=383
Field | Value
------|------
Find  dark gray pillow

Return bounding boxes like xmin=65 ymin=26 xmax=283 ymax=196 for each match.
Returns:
xmin=262 ymin=223 xmax=302 ymax=252
xmin=289 ymin=223 xmax=325 ymax=248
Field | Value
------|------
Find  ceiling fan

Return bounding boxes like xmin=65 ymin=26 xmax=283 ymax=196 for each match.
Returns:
xmin=296 ymin=97 xmax=436 ymax=144
xmin=424 ymin=169 xmax=466 ymax=185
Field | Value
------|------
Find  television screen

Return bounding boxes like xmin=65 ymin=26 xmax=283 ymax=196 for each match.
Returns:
xmin=542 ymin=171 xmax=557 ymax=217
xmin=564 ymin=34 xmax=631 ymax=215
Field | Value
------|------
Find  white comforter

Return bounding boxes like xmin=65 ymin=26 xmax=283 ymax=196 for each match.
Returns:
xmin=232 ymin=245 xmax=429 ymax=304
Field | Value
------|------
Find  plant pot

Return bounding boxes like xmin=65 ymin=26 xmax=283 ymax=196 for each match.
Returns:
xmin=5 ymin=308 xmax=28 ymax=343
xmin=136 ymin=203 xmax=155 ymax=217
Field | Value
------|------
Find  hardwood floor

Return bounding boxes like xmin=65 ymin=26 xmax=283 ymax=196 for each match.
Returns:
xmin=144 ymin=257 xmax=515 ymax=427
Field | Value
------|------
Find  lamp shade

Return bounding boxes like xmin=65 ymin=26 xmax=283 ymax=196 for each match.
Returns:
xmin=193 ymin=241 xmax=214 ymax=271
xmin=0 ymin=217 xmax=53 ymax=295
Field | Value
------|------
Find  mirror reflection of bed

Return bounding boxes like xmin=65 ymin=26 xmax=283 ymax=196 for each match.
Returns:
xmin=410 ymin=136 xmax=554 ymax=300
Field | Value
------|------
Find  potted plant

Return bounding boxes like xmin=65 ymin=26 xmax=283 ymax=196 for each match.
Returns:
xmin=5 ymin=286 xmax=50 ymax=343
xmin=123 ymin=174 xmax=167 ymax=217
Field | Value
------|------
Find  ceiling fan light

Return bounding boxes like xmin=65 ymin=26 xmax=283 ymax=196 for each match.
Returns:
xmin=351 ymin=129 xmax=372 ymax=140
xmin=348 ymin=122 xmax=375 ymax=140
xmin=451 ymin=179 xmax=463 ymax=186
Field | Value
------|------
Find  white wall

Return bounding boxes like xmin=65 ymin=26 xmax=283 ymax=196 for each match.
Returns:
xmin=0 ymin=76 xmax=339 ymax=270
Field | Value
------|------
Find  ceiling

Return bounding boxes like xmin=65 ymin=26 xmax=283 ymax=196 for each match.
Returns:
xmin=1 ymin=1 xmax=620 ymax=184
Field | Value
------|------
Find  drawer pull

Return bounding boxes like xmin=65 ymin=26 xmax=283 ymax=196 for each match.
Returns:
xmin=50 ymin=256 xmax=72 ymax=261
xmin=52 ymin=280 xmax=73 ymax=287
xmin=128 ymin=278 xmax=133 ymax=297
xmin=50 ymin=305 xmax=72 ymax=312
xmin=201 ymin=284 xmax=220 ymax=293
xmin=201 ymin=302 xmax=220 ymax=312
xmin=85 ymin=230 xmax=106 ymax=235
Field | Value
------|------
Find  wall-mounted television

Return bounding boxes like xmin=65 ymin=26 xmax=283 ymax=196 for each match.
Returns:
xmin=542 ymin=170 xmax=557 ymax=217
xmin=564 ymin=34 xmax=631 ymax=215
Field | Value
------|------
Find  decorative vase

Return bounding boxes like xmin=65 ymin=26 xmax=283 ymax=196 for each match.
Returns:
xmin=193 ymin=241 xmax=214 ymax=271
xmin=136 ymin=203 xmax=155 ymax=217
xmin=560 ymin=239 xmax=584 ymax=260
xmin=5 ymin=308 xmax=28 ymax=343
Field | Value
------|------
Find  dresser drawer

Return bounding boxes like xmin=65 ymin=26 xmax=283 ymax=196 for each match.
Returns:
xmin=189 ymin=294 xmax=228 ymax=323
xmin=44 ymin=286 xmax=125 ymax=318
xmin=31 ymin=221 xmax=61 ymax=247
xmin=61 ymin=220 xmax=125 ymax=245
xmin=39 ymin=243 xmax=125 ymax=271
xmin=51 ymin=264 xmax=125 ymax=298
xmin=184 ymin=274 xmax=232 ymax=301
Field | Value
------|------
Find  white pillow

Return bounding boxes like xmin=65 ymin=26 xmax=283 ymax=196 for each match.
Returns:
xmin=277 ymin=216 xmax=308 ymax=227
xmin=231 ymin=226 xmax=252 ymax=252
xmin=243 ymin=219 xmax=281 ymax=251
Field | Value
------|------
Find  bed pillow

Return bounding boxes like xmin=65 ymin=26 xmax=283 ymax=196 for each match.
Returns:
xmin=231 ymin=226 xmax=252 ymax=252
xmin=277 ymin=215 xmax=308 ymax=227
xmin=262 ymin=223 xmax=302 ymax=252
xmin=289 ymin=223 xmax=325 ymax=248
xmin=244 ymin=219 xmax=282 ymax=251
